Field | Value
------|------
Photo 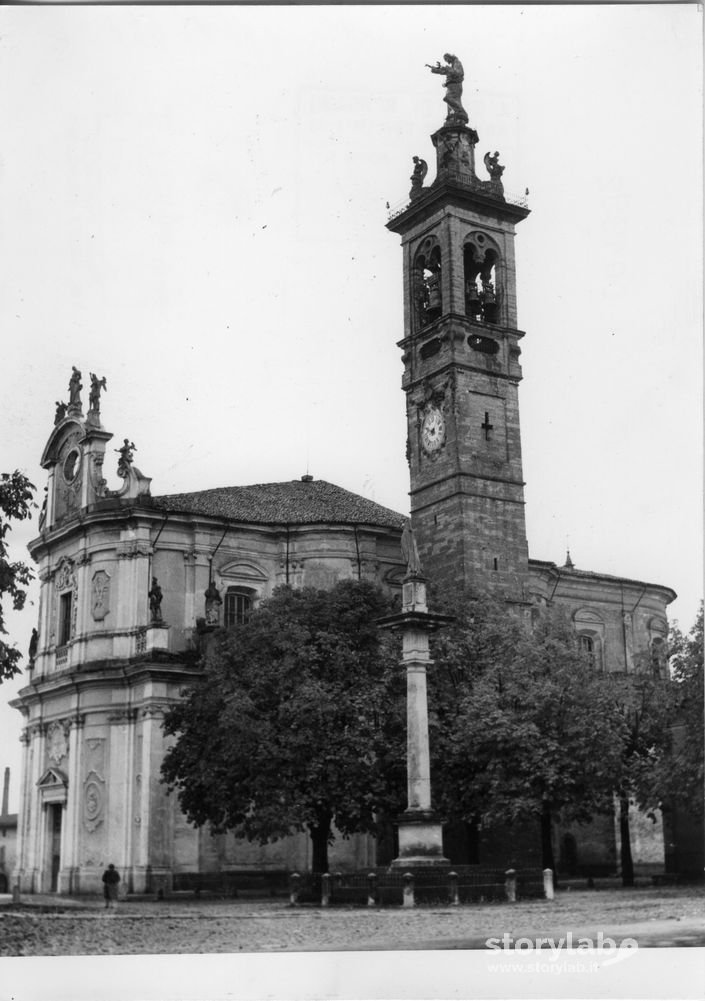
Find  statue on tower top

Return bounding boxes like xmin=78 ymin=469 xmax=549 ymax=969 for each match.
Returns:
xmin=427 ymin=54 xmax=468 ymax=124
xmin=67 ymin=366 xmax=83 ymax=414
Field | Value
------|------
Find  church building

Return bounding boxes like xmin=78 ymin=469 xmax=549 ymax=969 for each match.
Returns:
xmin=11 ymin=59 xmax=675 ymax=894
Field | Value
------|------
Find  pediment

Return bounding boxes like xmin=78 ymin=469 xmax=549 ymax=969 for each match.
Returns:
xmin=37 ymin=767 xmax=68 ymax=789
xmin=40 ymin=419 xmax=84 ymax=469
xmin=219 ymin=560 xmax=268 ymax=582
xmin=573 ymin=608 xmax=604 ymax=625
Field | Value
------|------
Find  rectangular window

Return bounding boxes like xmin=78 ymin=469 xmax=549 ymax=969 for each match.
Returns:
xmin=224 ymin=591 xmax=252 ymax=628
xmin=59 ymin=592 xmax=73 ymax=646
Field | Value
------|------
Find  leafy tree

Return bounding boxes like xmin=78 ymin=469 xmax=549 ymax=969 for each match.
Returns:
xmin=161 ymin=580 xmax=406 ymax=872
xmin=661 ymin=604 xmax=704 ymax=818
xmin=0 ymin=471 xmax=36 ymax=681
xmin=628 ymin=606 xmax=704 ymax=833
xmin=607 ymin=673 xmax=671 ymax=886
xmin=607 ymin=607 xmax=703 ymax=883
xmin=429 ymin=593 xmax=626 ymax=873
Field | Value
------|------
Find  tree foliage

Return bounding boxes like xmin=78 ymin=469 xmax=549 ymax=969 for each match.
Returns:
xmin=653 ymin=605 xmax=704 ymax=818
xmin=0 ymin=471 xmax=36 ymax=682
xmin=161 ymin=580 xmax=406 ymax=872
xmin=428 ymin=593 xmax=627 ymax=869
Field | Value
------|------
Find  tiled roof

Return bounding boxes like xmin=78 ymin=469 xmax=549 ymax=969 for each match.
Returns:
xmin=151 ymin=479 xmax=406 ymax=530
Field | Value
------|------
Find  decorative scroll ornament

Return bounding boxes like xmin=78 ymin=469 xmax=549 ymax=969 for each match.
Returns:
xmin=46 ymin=721 xmax=68 ymax=765
xmin=55 ymin=557 xmax=77 ymax=593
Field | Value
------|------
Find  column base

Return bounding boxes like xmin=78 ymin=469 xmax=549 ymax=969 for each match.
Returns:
xmin=390 ymin=810 xmax=449 ymax=868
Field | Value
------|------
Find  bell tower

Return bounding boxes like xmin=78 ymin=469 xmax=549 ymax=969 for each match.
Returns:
xmin=387 ymin=56 xmax=531 ymax=602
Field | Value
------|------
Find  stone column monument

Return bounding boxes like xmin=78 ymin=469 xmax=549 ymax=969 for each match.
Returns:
xmin=379 ymin=523 xmax=453 ymax=867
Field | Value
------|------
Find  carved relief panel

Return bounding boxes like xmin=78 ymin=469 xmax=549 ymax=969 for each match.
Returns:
xmin=91 ymin=570 xmax=111 ymax=621
xmin=83 ymin=737 xmax=106 ymax=834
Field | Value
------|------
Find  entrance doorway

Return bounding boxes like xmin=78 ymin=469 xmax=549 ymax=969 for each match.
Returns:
xmin=48 ymin=804 xmax=62 ymax=892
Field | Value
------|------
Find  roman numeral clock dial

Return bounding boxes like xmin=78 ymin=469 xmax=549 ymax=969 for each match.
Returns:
xmin=421 ymin=406 xmax=446 ymax=454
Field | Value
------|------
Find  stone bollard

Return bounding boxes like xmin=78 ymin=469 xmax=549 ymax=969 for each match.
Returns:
xmin=504 ymin=868 xmax=517 ymax=903
xmin=321 ymin=872 xmax=331 ymax=907
xmin=402 ymin=872 xmax=415 ymax=908
xmin=543 ymin=868 xmax=554 ymax=900
xmin=289 ymin=872 xmax=300 ymax=907
xmin=449 ymin=871 xmax=459 ymax=906
xmin=367 ymin=872 xmax=378 ymax=907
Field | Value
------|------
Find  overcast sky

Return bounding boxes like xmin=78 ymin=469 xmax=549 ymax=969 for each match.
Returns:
xmin=0 ymin=5 xmax=701 ymax=809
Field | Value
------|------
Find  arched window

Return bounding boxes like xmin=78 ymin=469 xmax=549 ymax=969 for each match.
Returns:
xmin=224 ymin=587 xmax=256 ymax=628
xmin=464 ymin=234 xmax=500 ymax=324
xmin=413 ymin=239 xmax=442 ymax=329
xmin=578 ymin=632 xmax=603 ymax=671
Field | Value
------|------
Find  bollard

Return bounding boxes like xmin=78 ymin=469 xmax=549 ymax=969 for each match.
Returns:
xmin=367 ymin=872 xmax=378 ymax=908
xmin=12 ymin=883 xmax=20 ymax=905
xmin=402 ymin=872 xmax=415 ymax=908
xmin=449 ymin=870 xmax=459 ymax=906
xmin=289 ymin=872 xmax=300 ymax=907
xmin=543 ymin=868 xmax=554 ymax=900
xmin=321 ymin=872 xmax=331 ymax=907
xmin=504 ymin=868 xmax=517 ymax=903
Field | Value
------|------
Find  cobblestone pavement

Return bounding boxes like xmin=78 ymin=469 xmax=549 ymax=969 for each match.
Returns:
xmin=1 ymin=887 xmax=703 ymax=955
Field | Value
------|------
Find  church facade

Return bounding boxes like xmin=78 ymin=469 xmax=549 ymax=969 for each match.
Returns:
xmin=11 ymin=62 xmax=675 ymax=894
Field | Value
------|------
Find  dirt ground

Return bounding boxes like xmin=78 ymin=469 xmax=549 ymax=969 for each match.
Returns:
xmin=0 ymin=885 xmax=703 ymax=955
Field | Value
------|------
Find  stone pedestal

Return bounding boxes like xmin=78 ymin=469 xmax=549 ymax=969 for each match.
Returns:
xmin=391 ymin=809 xmax=448 ymax=869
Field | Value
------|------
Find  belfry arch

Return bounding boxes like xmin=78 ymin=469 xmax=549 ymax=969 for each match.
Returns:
xmin=464 ymin=232 xmax=501 ymax=324
xmin=413 ymin=237 xmax=443 ymax=330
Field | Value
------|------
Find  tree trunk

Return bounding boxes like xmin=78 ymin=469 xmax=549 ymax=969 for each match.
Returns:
xmin=541 ymin=802 xmax=557 ymax=885
xmin=619 ymin=794 xmax=634 ymax=887
xmin=309 ymin=813 xmax=332 ymax=873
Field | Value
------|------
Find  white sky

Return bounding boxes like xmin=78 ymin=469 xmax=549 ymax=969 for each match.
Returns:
xmin=0 ymin=5 xmax=702 ymax=811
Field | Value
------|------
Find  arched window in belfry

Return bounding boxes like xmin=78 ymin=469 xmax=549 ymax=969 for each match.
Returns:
xmin=464 ymin=233 xmax=500 ymax=324
xmin=413 ymin=238 xmax=442 ymax=330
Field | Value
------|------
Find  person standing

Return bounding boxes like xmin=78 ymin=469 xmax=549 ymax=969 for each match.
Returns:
xmin=101 ymin=863 xmax=120 ymax=910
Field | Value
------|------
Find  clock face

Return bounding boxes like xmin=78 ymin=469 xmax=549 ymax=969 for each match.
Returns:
xmin=421 ymin=406 xmax=446 ymax=453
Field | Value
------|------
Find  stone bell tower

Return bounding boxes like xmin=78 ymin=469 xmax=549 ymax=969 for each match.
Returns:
xmin=387 ymin=55 xmax=531 ymax=602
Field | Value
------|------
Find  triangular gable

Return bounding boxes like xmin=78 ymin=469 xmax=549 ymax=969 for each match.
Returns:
xmin=37 ymin=767 xmax=68 ymax=789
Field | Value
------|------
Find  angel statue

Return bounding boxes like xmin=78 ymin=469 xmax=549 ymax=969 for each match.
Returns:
xmin=484 ymin=151 xmax=505 ymax=181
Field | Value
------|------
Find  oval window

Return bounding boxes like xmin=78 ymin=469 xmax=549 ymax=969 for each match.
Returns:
xmin=63 ymin=449 xmax=80 ymax=482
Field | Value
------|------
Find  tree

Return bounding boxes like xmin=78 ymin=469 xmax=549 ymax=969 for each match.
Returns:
xmin=0 ymin=471 xmax=36 ymax=681
xmin=161 ymin=580 xmax=406 ymax=872
xmin=607 ymin=673 xmax=671 ymax=887
xmin=608 ymin=607 xmax=704 ymax=883
xmin=429 ymin=594 xmax=627 ymax=874
xmin=661 ymin=604 xmax=704 ymax=818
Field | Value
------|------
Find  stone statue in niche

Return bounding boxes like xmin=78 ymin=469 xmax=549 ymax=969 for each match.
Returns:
xmin=88 ymin=373 xmax=107 ymax=416
xmin=148 ymin=576 xmax=163 ymax=622
xmin=427 ymin=54 xmax=468 ymax=124
xmin=484 ymin=151 xmax=505 ymax=181
xmin=204 ymin=580 xmax=223 ymax=625
xmin=409 ymin=156 xmax=428 ymax=200
xmin=68 ymin=367 xmax=83 ymax=411
xmin=116 ymin=439 xmax=137 ymax=478
xmin=54 ymin=401 xmax=68 ymax=425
